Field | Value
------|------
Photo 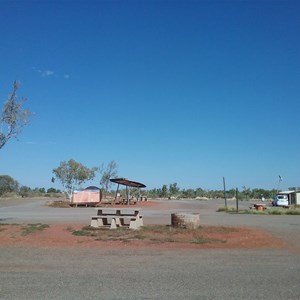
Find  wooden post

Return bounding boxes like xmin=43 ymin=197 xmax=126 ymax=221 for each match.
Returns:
xmin=99 ymin=189 xmax=103 ymax=203
xmin=223 ymin=177 xmax=227 ymax=209
xmin=236 ymin=188 xmax=239 ymax=213
xmin=126 ymin=185 xmax=129 ymax=205
xmin=114 ymin=184 xmax=120 ymax=205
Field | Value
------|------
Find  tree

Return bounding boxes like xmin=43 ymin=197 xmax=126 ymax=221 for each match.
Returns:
xmin=182 ymin=188 xmax=195 ymax=198
xmin=1 ymin=81 xmax=31 ymax=150
xmin=161 ymin=185 xmax=168 ymax=197
xmin=19 ymin=186 xmax=31 ymax=198
xmin=99 ymin=160 xmax=118 ymax=193
xmin=47 ymin=187 xmax=61 ymax=193
xmin=169 ymin=182 xmax=180 ymax=196
xmin=241 ymin=186 xmax=251 ymax=200
xmin=52 ymin=159 xmax=98 ymax=199
xmin=0 ymin=175 xmax=19 ymax=197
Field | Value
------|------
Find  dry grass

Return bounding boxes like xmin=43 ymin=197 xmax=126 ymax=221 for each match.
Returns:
xmin=21 ymin=223 xmax=49 ymax=236
xmin=70 ymin=225 xmax=232 ymax=245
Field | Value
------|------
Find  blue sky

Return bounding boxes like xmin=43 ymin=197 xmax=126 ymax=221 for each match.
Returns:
xmin=0 ymin=0 xmax=299 ymax=191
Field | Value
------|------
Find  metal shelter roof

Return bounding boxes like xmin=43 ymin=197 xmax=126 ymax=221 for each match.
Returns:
xmin=110 ymin=178 xmax=146 ymax=188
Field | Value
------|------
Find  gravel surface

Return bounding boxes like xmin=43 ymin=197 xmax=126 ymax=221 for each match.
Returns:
xmin=0 ymin=198 xmax=300 ymax=299
xmin=0 ymin=247 xmax=299 ymax=300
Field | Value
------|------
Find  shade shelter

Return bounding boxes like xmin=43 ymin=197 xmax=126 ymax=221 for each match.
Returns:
xmin=110 ymin=178 xmax=146 ymax=205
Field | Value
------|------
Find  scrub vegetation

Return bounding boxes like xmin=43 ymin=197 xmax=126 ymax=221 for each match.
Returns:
xmin=21 ymin=223 xmax=49 ymax=236
xmin=218 ymin=207 xmax=300 ymax=215
xmin=70 ymin=225 xmax=232 ymax=245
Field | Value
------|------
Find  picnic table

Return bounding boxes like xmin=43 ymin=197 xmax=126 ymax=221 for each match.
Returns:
xmin=90 ymin=208 xmax=143 ymax=230
xmin=250 ymin=203 xmax=267 ymax=211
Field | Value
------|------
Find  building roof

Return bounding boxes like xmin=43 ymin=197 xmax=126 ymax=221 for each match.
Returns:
xmin=278 ymin=190 xmax=296 ymax=194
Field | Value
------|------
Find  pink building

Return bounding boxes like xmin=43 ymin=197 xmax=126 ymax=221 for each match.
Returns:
xmin=72 ymin=186 xmax=101 ymax=206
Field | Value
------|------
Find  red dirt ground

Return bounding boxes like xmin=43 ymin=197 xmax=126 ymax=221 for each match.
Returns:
xmin=0 ymin=223 xmax=285 ymax=250
xmin=0 ymin=200 xmax=287 ymax=250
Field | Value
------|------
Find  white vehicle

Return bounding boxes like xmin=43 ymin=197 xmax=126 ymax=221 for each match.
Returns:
xmin=273 ymin=194 xmax=289 ymax=207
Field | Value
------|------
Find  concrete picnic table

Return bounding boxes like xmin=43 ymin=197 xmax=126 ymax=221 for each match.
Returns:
xmin=90 ymin=208 xmax=143 ymax=229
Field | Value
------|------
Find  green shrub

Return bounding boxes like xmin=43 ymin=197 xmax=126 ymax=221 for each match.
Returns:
xmin=217 ymin=207 xmax=236 ymax=212
xmin=72 ymin=230 xmax=92 ymax=236
xmin=268 ymin=209 xmax=284 ymax=215
xmin=285 ymin=209 xmax=300 ymax=215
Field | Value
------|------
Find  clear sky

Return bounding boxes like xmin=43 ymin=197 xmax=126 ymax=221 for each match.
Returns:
xmin=0 ymin=0 xmax=299 ymax=191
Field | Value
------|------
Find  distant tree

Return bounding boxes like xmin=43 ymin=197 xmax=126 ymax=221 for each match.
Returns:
xmin=19 ymin=185 xmax=31 ymax=197
xmin=47 ymin=187 xmax=60 ymax=193
xmin=195 ymin=187 xmax=205 ymax=198
xmin=0 ymin=175 xmax=19 ymax=197
xmin=99 ymin=160 xmax=118 ymax=193
xmin=288 ymin=187 xmax=300 ymax=191
xmin=147 ymin=188 xmax=161 ymax=198
xmin=39 ymin=187 xmax=45 ymax=193
xmin=226 ymin=188 xmax=236 ymax=199
xmin=182 ymin=188 xmax=196 ymax=198
xmin=0 ymin=81 xmax=31 ymax=150
xmin=161 ymin=185 xmax=168 ymax=197
xmin=169 ymin=182 xmax=180 ymax=196
xmin=53 ymin=159 xmax=98 ymax=199
xmin=241 ymin=186 xmax=251 ymax=200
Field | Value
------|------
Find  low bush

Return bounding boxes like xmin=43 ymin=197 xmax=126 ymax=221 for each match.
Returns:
xmin=285 ymin=209 xmax=300 ymax=215
xmin=268 ymin=209 xmax=284 ymax=215
xmin=216 ymin=207 xmax=236 ymax=212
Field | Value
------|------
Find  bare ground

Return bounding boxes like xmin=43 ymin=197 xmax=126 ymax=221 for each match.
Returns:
xmin=0 ymin=199 xmax=286 ymax=250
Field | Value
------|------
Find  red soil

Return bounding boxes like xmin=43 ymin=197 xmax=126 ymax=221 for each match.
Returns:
xmin=0 ymin=223 xmax=285 ymax=250
xmin=0 ymin=200 xmax=286 ymax=250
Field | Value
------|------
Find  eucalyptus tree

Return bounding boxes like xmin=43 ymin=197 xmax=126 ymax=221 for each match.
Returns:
xmin=0 ymin=81 xmax=31 ymax=150
xmin=0 ymin=175 xmax=19 ymax=197
xmin=99 ymin=160 xmax=118 ymax=193
xmin=52 ymin=159 xmax=98 ymax=199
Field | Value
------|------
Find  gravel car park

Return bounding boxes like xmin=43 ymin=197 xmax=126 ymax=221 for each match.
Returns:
xmin=0 ymin=198 xmax=299 ymax=300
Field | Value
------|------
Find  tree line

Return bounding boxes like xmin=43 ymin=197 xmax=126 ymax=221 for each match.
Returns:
xmin=1 ymin=172 xmax=291 ymax=201
xmin=145 ymin=184 xmax=280 ymax=200
xmin=0 ymin=175 xmax=62 ymax=198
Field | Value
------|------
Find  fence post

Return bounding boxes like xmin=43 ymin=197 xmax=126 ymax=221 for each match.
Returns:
xmin=223 ymin=177 xmax=227 ymax=209
xmin=236 ymin=188 xmax=239 ymax=213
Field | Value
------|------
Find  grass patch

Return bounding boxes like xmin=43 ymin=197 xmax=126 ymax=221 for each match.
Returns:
xmin=72 ymin=230 xmax=93 ymax=236
xmin=217 ymin=206 xmax=300 ymax=216
xmin=217 ymin=207 xmax=236 ymax=212
xmin=204 ymin=226 xmax=237 ymax=233
xmin=192 ymin=236 xmax=226 ymax=244
xmin=285 ymin=209 xmax=300 ymax=215
xmin=239 ymin=210 xmax=267 ymax=215
xmin=76 ymin=225 xmax=236 ymax=245
xmin=267 ymin=209 xmax=284 ymax=215
xmin=70 ymin=225 xmax=99 ymax=237
xmin=21 ymin=223 xmax=49 ymax=236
